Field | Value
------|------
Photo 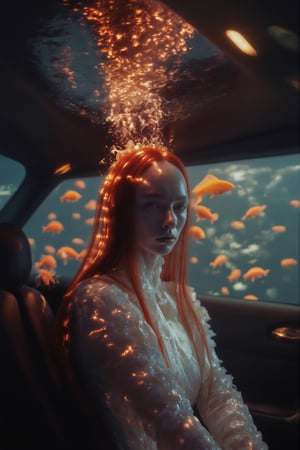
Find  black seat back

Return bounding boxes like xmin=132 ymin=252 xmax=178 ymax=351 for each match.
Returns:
xmin=0 ymin=222 xmax=71 ymax=449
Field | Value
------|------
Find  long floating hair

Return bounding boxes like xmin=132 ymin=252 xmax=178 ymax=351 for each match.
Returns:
xmin=64 ymin=145 xmax=211 ymax=370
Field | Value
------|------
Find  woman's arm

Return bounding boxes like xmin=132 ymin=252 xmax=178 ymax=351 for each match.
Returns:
xmin=189 ymin=290 xmax=268 ymax=450
xmin=63 ymin=279 xmax=221 ymax=450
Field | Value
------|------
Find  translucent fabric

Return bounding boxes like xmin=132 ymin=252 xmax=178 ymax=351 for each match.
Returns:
xmin=59 ymin=257 xmax=268 ymax=450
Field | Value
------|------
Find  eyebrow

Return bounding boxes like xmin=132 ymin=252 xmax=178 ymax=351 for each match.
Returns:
xmin=140 ymin=192 xmax=188 ymax=201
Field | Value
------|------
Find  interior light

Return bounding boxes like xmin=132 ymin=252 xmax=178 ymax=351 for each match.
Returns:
xmin=54 ymin=163 xmax=72 ymax=175
xmin=289 ymin=77 xmax=300 ymax=90
xmin=225 ymin=29 xmax=257 ymax=56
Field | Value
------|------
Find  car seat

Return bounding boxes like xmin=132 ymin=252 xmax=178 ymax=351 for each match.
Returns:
xmin=0 ymin=222 xmax=121 ymax=450
xmin=0 ymin=222 xmax=71 ymax=449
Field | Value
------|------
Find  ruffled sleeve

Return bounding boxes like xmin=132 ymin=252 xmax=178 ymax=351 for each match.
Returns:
xmin=64 ymin=278 xmax=221 ymax=450
xmin=187 ymin=288 xmax=268 ymax=450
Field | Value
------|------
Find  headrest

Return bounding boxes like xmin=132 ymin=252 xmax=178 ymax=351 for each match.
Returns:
xmin=0 ymin=223 xmax=32 ymax=290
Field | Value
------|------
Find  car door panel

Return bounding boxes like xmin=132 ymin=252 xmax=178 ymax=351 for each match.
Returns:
xmin=200 ymin=295 xmax=300 ymax=450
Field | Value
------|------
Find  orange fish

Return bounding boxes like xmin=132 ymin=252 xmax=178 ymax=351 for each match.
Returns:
xmin=243 ymin=266 xmax=270 ymax=282
xmin=280 ymin=258 xmax=297 ymax=268
xmin=71 ymin=238 xmax=85 ymax=246
xmin=27 ymin=237 xmax=35 ymax=247
xmin=85 ymin=199 xmax=97 ymax=210
xmin=60 ymin=190 xmax=82 ymax=202
xmin=85 ymin=217 xmax=95 ymax=226
xmin=192 ymin=173 xmax=235 ymax=204
xmin=227 ymin=268 xmax=241 ymax=282
xmin=79 ymin=249 xmax=88 ymax=259
xmin=72 ymin=212 xmax=81 ymax=220
xmin=193 ymin=205 xmax=219 ymax=223
xmin=190 ymin=256 xmax=199 ymax=264
xmin=48 ymin=212 xmax=57 ymax=221
xmin=272 ymin=225 xmax=286 ymax=233
xmin=42 ymin=220 xmax=64 ymax=234
xmin=210 ymin=254 xmax=228 ymax=268
xmin=290 ymin=199 xmax=300 ymax=208
xmin=57 ymin=246 xmax=80 ymax=265
xmin=44 ymin=245 xmax=56 ymax=254
xmin=230 ymin=220 xmax=245 ymax=230
xmin=35 ymin=269 xmax=57 ymax=288
xmin=241 ymin=205 xmax=267 ymax=220
xmin=35 ymin=254 xmax=57 ymax=270
xmin=221 ymin=286 xmax=229 ymax=295
xmin=74 ymin=179 xmax=86 ymax=189
xmin=189 ymin=225 xmax=206 ymax=240
xmin=243 ymin=294 xmax=258 ymax=301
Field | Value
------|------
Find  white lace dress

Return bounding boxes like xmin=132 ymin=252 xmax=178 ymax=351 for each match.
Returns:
xmin=60 ymin=257 xmax=268 ymax=450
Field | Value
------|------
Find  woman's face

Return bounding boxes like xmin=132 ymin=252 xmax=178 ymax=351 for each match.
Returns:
xmin=134 ymin=160 xmax=188 ymax=256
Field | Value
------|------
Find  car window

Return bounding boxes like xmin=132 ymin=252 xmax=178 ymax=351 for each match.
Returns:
xmin=187 ymin=152 xmax=299 ymax=305
xmin=24 ymin=177 xmax=102 ymax=280
xmin=0 ymin=154 xmax=26 ymax=211
xmin=25 ymin=153 xmax=299 ymax=305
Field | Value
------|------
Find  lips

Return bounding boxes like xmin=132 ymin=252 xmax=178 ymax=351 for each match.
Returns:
xmin=157 ymin=235 xmax=176 ymax=242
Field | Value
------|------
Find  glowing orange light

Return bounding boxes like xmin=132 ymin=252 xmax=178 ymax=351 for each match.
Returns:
xmin=54 ymin=163 xmax=72 ymax=175
xmin=225 ymin=29 xmax=257 ymax=56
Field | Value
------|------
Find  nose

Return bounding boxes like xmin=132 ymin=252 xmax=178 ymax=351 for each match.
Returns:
xmin=162 ymin=208 xmax=176 ymax=230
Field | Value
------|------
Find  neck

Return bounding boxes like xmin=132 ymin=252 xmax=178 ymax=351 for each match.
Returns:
xmin=109 ymin=250 xmax=164 ymax=291
xmin=136 ymin=250 xmax=164 ymax=292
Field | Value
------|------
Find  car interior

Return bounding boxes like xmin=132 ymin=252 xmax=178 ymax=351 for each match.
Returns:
xmin=0 ymin=0 xmax=299 ymax=449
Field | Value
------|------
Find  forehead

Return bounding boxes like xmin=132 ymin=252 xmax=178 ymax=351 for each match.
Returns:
xmin=136 ymin=160 xmax=188 ymax=197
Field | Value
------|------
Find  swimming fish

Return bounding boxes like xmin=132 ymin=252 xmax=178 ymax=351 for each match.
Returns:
xmin=193 ymin=205 xmax=219 ymax=223
xmin=227 ymin=268 xmax=241 ymax=282
xmin=35 ymin=269 xmax=57 ymax=288
xmin=42 ymin=220 xmax=64 ymax=234
xmin=272 ymin=225 xmax=286 ymax=233
xmin=85 ymin=217 xmax=95 ymax=226
xmin=221 ymin=286 xmax=229 ymax=295
xmin=243 ymin=294 xmax=259 ymax=301
xmin=280 ymin=258 xmax=297 ymax=268
xmin=189 ymin=225 xmax=206 ymax=240
xmin=60 ymin=190 xmax=82 ymax=202
xmin=190 ymin=256 xmax=199 ymax=264
xmin=27 ymin=237 xmax=35 ymax=247
xmin=72 ymin=212 xmax=81 ymax=220
xmin=35 ymin=254 xmax=57 ymax=270
xmin=209 ymin=254 xmax=228 ymax=268
xmin=85 ymin=199 xmax=97 ymax=210
xmin=192 ymin=174 xmax=235 ymax=204
xmin=241 ymin=205 xmax=267 ymax=220
xmin=243 ymin=266 xmax=270 ymax=282
xmin=74 ymin=179 xmax=86 ymax=189
xmin=71 ymin=238 xmax=85 ymax=246
xmin=44 ymin=245 xmax=56 ymax=254
xmin=48 ymin=212 xmax=57 ymax=221
xmin=290 ymin=199 xmax=300 ymax=208
xmin=230 ymin=221 xmax=245 ymax=230
xmin=57 ymin=246 xmax=80 ymax=265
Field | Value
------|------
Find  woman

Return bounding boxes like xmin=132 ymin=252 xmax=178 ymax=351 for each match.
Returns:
xmin=56 ymin=145 xmax=268 ymax=450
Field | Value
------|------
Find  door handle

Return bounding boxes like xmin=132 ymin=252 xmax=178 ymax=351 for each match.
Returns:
xmin=271 ymin=326 xmax=300 ymax=341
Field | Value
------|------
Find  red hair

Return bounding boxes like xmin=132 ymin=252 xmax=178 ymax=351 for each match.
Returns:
xmin=65 ymin=145 xmax=210 ymax=369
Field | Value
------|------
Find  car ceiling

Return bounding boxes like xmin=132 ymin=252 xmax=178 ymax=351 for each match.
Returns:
xmin=0 ymin=0 xmax=299 ymax=177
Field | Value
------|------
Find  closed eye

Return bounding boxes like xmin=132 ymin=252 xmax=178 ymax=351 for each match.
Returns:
xmin=144 ymin=201 xmax=161 ymax=209
xmin=174 ymin=202 xmax=188 ymax=211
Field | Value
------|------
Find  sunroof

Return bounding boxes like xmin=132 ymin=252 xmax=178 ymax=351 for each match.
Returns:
xmin=30 ymin=0 xmax=238 ymax=148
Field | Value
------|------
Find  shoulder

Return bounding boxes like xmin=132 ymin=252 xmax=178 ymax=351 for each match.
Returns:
xmin=69 ymin=276 xmax=145 ymax=324
xmin=73 ymin=276 xmax=127 ymax=300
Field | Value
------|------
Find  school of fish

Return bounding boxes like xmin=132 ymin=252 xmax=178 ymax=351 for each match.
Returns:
xmin=28 ymin=174 xmax=298 ymax=302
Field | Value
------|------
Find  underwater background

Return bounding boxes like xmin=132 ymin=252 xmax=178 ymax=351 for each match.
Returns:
xmin=23 ymin=152 xmax=299 ymax=305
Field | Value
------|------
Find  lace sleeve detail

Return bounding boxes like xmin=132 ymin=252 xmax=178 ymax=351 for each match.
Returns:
xmin=65 ymin=279 xmax=221 ymax=450
xmin=187 ymin=288 xmax=268 ymax=450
